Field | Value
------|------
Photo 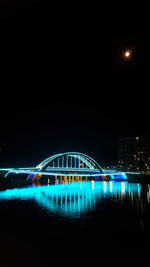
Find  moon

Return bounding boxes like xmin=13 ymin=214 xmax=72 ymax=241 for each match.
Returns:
xmin=123 ymin=49 xmax=132 ymax=59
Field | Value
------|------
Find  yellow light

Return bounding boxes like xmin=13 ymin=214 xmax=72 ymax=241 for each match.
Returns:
xmin=125 ymin=51 xmax=130 ymax=57
xmin=123 ymin=49 xmax=132 ymax=60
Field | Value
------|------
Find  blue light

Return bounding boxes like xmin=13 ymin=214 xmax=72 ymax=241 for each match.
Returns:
xmin=36 ymin=152 xmax=104 ymax=173
xmin=0 ymin=181 xmax=141 ymax=218
xmin=0 ymin=151 xmax=139 ymax=180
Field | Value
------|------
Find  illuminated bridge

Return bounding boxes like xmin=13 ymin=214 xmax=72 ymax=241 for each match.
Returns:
xmin=0 ymin=152 xmax=136 ymax=182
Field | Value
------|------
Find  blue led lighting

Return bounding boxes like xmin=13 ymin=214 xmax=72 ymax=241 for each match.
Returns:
xmin=0 ymin=181 xmax=141 ymax=218
xmin=36 ymin=152 xmax=104 ymax=172
xmin=0 ymin=152 xmax=140 ymax=180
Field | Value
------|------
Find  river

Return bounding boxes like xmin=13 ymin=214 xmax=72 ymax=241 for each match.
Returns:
xmin=0 ymin=180 xmax=150 ymax=267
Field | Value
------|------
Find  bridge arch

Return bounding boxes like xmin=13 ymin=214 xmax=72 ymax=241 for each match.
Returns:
xmin=36 ymin=152 xmax=104 ymax=173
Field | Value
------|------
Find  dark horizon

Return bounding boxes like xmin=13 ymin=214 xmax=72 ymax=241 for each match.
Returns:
xmin=0 ymin=1 xmax=150 ymax=167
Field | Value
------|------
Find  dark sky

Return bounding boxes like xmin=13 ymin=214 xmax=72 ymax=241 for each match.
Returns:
xmin=0 ymin=1 xmax=149 ymax=167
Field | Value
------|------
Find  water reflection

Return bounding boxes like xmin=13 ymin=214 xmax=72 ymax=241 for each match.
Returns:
xmin=0 ymin=181 xmax=145 ymax=218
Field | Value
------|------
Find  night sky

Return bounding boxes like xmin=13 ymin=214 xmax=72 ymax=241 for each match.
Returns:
xmin=0 ymin=1 xmax=149 ymax=167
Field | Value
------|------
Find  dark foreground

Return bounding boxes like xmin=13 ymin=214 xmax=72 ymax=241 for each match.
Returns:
xmin=0 ymin=181 xmax=150 ymax=267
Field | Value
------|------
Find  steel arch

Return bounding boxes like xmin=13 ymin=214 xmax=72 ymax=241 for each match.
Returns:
xmin=36 ymin=152 xmax=104 ymax=173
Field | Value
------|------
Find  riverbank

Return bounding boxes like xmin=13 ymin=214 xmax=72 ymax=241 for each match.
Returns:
xmin=126 ymin=173 xmax=150 ymax=183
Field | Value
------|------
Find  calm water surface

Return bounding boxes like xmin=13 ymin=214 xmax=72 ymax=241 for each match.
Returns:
xmin=1 ymin=180 xmax=150 ymax=267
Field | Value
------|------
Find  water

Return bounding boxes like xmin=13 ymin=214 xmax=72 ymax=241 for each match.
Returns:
xmin=0 ymin=180 xmax=150 ymax=267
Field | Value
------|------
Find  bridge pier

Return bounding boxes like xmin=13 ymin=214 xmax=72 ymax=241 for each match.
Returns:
xmin=33 ymin=173 xmax=42 ymax=183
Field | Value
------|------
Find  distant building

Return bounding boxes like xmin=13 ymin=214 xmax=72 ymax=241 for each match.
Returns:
xmin=117 ymin=136 xmax=150 ymax=173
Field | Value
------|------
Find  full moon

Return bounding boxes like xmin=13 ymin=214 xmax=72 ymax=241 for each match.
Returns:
xmin=125 ymin=51 xmax=130 ymax=57
xmin=123 ymin=49 xmax=132 ymax=59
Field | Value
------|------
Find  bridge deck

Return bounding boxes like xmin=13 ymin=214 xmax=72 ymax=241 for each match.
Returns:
xmin=0 ymin=167 xmax=130 ymax=178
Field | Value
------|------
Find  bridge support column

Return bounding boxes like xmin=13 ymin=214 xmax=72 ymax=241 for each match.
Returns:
xmin=32 ymin=173 xmax=42 ymax=183
xmin=64 ymin=176 xmax=67 ymax=182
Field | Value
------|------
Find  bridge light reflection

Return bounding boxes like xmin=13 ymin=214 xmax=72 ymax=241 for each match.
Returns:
xmin=91 ymin=180 xmax=94 ymax=190
xmin=109 ymin=181 xmax=113 ymax=192
xmin=121 ymin=182 xmax=125 ymax=194
xmin=0 ymin=181 xmax=141 ymax=218
xmin=103 ymin=181 xmax=107 ymax=192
